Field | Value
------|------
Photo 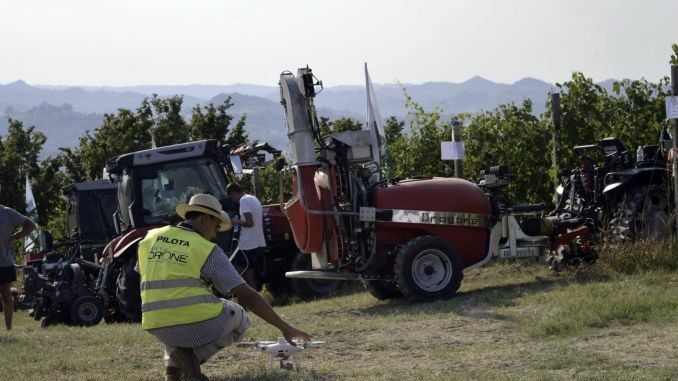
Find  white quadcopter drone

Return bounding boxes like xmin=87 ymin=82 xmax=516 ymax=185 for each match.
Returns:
xmin=239 ymin=337 xmax=325 ymax=371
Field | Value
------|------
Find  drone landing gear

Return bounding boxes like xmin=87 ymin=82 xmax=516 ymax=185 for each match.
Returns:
xmin=266 ymin=355 xmax=299 ymax=372
xmin=280 ymin=357 xmax=299 ymax=371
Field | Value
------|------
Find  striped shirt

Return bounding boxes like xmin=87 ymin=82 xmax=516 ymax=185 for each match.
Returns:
xmin=146 ymin=222 xmax=246 ymax=348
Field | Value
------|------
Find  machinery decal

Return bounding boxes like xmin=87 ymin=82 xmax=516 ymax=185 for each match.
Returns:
xmin=388 ymin=209 xmax=490 ymax=228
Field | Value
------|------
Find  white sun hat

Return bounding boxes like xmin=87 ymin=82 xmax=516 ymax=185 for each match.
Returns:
xmin=176 ymin=193 xmax=232 ymax=232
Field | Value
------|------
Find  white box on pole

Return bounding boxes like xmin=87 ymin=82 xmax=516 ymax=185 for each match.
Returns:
xmin=441 ymin=141 xmax=465 ymax=160
xmin=666 ymin=96 xmax=678 ymax=119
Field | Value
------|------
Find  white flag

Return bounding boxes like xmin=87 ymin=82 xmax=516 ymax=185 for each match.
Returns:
xmin=150 ymin=128 xmax=157 ymax=148
xmin=25 ymin=176 xmax=39 ymax=252
xmin=365 ymin=63 xmax=385 ymax=180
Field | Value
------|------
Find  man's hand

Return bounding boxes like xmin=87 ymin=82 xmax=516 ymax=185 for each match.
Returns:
xmin=235 ymin=212 xmax=254 ymax=227
xmin=10 ymin=220 xmax=37 ymax=243
xmin=281 ymin=325 xmax=313 ymax=346
xmin=232 ymin=284 xmax=312 ymax=346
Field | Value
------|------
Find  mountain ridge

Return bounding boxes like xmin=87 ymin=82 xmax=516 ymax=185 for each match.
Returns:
xmin=0 ymin=76 xmax=609 ymax=158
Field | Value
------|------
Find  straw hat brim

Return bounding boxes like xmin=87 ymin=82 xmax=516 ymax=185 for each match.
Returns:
xmin=176 ymin=204 xmax=232 ymax=232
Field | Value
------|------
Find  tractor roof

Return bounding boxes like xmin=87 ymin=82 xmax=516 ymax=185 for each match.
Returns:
xmin=63 ymin=180 xmax=116 ymax=195
xmin=105 ymin=139 xmax=221 ymax=174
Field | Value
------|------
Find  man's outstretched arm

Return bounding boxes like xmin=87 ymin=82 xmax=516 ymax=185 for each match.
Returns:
xmin=231 ymin=284 xmax=312 ymax=344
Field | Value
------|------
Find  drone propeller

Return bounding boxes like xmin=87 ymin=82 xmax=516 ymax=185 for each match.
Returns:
xmin=298 ymin=340 xmax=325 ymax=348
xmin=239 ymin=339 xmax=326 ymax=348
xmin=237 ymin=341 xmax=269 ymax=347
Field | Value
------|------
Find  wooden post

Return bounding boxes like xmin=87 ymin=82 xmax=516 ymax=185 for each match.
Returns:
xmin=251 ymin=167 xmax=261 ymax=197
xmin=550 ymin=92 xmax=562 ymax=173
xmin=452 ymin=121 xmax=464 ymax=178
xmin=671 ymin=65 xmax=678 ymax=226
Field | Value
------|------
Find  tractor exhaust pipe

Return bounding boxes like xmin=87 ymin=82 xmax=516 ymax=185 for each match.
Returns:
xmin=285 ymin=270 xmax=362 ymax=281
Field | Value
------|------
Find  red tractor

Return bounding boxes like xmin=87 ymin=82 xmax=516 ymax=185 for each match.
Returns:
xmin=279 ymin=67 xmax=575 ymax=301
xmin=97 ymin=139 xmax=340 ymax=323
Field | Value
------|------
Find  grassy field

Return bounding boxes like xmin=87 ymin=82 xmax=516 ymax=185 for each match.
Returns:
xmin=2 ymin=261 xmax=678 ymax=381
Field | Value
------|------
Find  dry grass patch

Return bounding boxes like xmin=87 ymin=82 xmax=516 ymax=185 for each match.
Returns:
xmin=3 ymin=261 xmax=678 ymax=380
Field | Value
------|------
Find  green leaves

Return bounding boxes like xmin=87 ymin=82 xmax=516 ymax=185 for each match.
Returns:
xmin=384 ymin=116 xmax=404 ymax=143
xmin=189 ymin=97 xmax=234 ymax=146
xmin=0 ymin=119 xmax=46 ymax=210
xmin=226 ymin=114 xmax=249 ymax=149
xmin=318 ymin=117 xmax=363 ymax=138
xmin=388 ymin=55 xmax=673 ymax=208
xmin=463 ymin=99 xmax=553 ymax=206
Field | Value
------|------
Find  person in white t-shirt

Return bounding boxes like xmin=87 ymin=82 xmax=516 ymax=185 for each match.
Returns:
xmin=226 ymin=183 xmax=266 ymax=289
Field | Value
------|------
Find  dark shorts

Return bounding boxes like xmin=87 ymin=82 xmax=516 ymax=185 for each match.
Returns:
xmin=231 ymin=247 xmax=264 ymax=269
xmin=0 ymin=266 xmax=17 ymax=285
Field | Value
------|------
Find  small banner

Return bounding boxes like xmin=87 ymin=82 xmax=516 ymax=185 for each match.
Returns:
xmin=441 ymin=141 xmax=465 ymax=160
xmin=666 ymin=96 xmax=678 ymax=119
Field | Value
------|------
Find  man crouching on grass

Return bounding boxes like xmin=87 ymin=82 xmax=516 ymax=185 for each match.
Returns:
xmin=137 ymin=194 xmax=311 ymax=381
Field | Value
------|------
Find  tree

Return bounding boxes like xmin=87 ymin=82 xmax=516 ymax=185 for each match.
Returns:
xmin=670 ymin=43 xmax=678 ymax=65
xmin=149 ymin=95 xmax=189 ymax=147
xmin=256 ymin=156 xmax=292 ymax=204
xmin=331 ymin=118 xmax=363 ymax=133
xmin=0 ymin=119 xmax=46 ymax=210
xmin=552 ymin=72 xmax=611 ymax=171
xmin=464 ymin=99 xmax=552 ymax=205
xmin=59 ymin=96 xmax=189 ymax=182
xmin=317 ymin=116 xmax=363 ymax=137
xmin=390 ymin=91 xmax=449 ymax=178
xmin=383 ymin=116 xmax=405 ymax=143
xmin=547 ymin=71 xmax=670 ymax=180
xmin=608 ymin=77 xmax=671 ymax=147
xmin=32 ymin=156 xmax=68 ymax=235
xmin=226 ymin=115 xmax=249 ymax=148
xmin=189 ymin=97 xmax=234 ymax=144
xmin=318 ymin=116 xmax=333 ymax=137
xmin=61 ymin=104 xmax=154 ymax=182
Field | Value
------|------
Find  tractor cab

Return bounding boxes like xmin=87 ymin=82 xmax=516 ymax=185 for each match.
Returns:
xmin=106 ymin=140 xmax=234 ymax=236
xmin=63 ymin=180 xmax=118 ymax=261
xmin=22 ymin=180 xmax=117 ymax=269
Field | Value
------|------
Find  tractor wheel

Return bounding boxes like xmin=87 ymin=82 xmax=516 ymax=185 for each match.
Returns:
xmin=69 ymin=296 xmax=104 ymax=326
xmin=607 ymin=184 xmax=671 ymax=243
xmin=116 ymin=256 xmax=141 ymax=322
xmin=362 ymin=280 xmax=403 ymax=300
xmin=290 ymin=252 xmax=343 ymax=301
xmin=394 ymin=236 xmax=463 ymax=302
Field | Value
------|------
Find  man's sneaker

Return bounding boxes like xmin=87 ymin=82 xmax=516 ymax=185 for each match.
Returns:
xmin=167 ymin=347 xmax=209 ymax=381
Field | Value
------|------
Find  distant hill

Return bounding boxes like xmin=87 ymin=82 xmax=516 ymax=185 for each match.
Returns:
xmin=78 ymin=84 xmax=279 ymax=100
xmin=0 ymin=103 xmax=104 ymax=156
xmin=0 ymin=76 xmax=571 ymax=158
xmin=0 ymin=80 xmax=207 ymax=114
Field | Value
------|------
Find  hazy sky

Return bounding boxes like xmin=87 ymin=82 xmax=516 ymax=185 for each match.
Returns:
xmin=1 ymin=0 xmax=677 ymax=87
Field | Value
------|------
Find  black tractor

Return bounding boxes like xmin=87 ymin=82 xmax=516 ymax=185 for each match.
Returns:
xmin=22 ymin=239 xmax=105 ymax=327
xmin=17 ymin=180 xmax=117 ymax=327
xmin=551 ymin=129 xmax=673 ymax=250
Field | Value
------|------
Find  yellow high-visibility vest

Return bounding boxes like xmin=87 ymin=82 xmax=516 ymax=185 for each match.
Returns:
xmin=137 ymin=225 xmax=223 ymax=330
